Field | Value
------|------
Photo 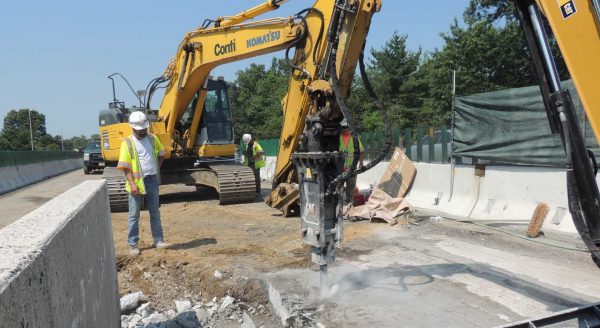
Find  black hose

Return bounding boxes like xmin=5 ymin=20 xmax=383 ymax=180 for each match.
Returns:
xmin=285 ymin=15 xmax=309 ymax=76
xmin=294 ymin=8 xmax=325 ymax=65
xmin=146 ymin=77 xmax=168 ymax=109
xmin=325 ymin=2 xmax=359 ymax=196
xmin=353 ymin=50 xmax=393 ymax=175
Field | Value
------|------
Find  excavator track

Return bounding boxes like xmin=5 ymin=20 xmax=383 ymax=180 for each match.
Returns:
xmin=103 ymin=167 xmax=129 ymax=212
xmin=208 ymin=164 xmax=257 ymax=205
xmin=102 ymin=164 xmax=256 ymax=211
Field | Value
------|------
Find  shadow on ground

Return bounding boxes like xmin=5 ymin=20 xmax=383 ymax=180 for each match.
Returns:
xmin=169 ymin=238 xmax=217 ymax=250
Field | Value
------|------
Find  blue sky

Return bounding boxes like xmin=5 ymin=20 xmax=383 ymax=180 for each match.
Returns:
xmin=0 ymin=0 xmax=469 ymax=138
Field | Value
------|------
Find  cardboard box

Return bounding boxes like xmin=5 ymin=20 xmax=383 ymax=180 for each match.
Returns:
xmin=377 ymin=147 xmax=416 ymax=198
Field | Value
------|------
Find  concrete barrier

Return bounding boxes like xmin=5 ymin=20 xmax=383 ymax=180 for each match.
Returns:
xmin=0 ymin=158 xmax=83 ymax=195
xmin=404 ymin=164 xmax=587 ymax=236
xmin=0 ymin=180 xmax=119 ymax=327
xmin=263 ymin=156 xmax=586 ymax=235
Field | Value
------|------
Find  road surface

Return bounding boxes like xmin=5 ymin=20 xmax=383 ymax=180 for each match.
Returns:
xmin=0 ymin=169 xmax=102 ymax=229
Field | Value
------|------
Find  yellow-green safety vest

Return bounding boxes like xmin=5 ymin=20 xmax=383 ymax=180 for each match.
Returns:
xmin=244 ymin=142 xmax=266 ymax=169
xmin=339 ymin=135 xmax=364 ymax=169
xmin=117 ymin=134 xmax=166 ymax=194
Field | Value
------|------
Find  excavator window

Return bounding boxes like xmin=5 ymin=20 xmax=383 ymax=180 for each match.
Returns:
xmin=200 ymin=80 xmax=233 ymax=144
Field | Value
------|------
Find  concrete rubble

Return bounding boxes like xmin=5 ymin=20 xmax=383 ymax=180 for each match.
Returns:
xmin=120 ymin=292 xmax=273 ymax=328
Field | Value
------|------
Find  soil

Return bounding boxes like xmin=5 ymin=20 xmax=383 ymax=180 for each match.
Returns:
xmin=111 ymin=184 xmax=379 ymax=323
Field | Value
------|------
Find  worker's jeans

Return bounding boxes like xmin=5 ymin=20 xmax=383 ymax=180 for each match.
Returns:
xmin=252 ymin=166 xmax=261 ymax=194
xmin=128 ymin=174 xmax=164 ymax=246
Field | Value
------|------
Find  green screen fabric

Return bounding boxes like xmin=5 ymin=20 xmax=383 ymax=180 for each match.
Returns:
xmin=453 ymin=80 xmax=599 ymax=166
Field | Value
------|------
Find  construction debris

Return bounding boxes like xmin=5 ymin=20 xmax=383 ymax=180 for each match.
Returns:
xmin=121 ymin=291 xmax=146 ymax=312
xmin=526 ymin=202 xmax=550 ymax=238
xmin=120 ymin=295 xmax=273 ymax=328
xmin=345 ymin=187 xmax=412 ymax=223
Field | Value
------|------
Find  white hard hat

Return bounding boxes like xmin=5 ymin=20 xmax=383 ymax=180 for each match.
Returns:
xmin=129 ymin=111 xmax=150 ymax=130
xmin=242 ymin=133 xmax=252 ymax=144
xmin=340 ymin=118 xmax=349 ymax=127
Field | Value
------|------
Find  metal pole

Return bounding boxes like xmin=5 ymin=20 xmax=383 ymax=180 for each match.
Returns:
xmin=449 ymin=70 xmax=456 ymax=201
xmin=61 ymin=127 xmax=64 ymax=151
xmin=28 ymin=109 xmax=34 ymax=151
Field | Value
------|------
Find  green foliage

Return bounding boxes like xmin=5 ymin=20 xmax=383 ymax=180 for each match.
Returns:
xmin=0 ymin=108 xmax=97 ymax=151
xmin=230 ymin=0 xmax=571 ymax=136
xmin=232 ymin=58 xmax=291 ymax=140
xmin=0 ymin=109 xmax=45 ymax=150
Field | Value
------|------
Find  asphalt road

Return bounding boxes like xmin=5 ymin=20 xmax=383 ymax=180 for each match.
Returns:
xmin=0 ymin=169 xmax=103 ymax=229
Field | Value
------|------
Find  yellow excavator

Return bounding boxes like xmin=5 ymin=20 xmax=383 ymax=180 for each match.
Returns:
xmin=98 ymin=0 xmax=600 ymax=310
xmin=99 ymin=0 xmax=390 ymax=283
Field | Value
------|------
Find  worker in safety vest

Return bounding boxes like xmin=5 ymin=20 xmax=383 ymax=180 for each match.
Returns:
xmin=117 ymin=111 xmax=168 ymax=256
xmin=339 ymin=118 xmax=365 ymax=206
xmin=242 ymin=133 xmax=266 ymax=197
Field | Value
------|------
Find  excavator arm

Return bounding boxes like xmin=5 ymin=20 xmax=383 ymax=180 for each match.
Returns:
xmin=513 ymin=0 xmax=600 ymax=266
xmin=148 ymin=0 xmax=387 ymax=288
xmin=156 ymin=14 xmax=303 ymax=152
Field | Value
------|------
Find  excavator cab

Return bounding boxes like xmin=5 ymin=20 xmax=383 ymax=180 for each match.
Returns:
xmin=197 ymin=78 xmax=234 ymax=146
xmin=178 ymin=78 xmax=234 ymax=147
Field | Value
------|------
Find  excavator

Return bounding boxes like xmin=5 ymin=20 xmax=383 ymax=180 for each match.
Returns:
xmin=98 ymin=0 xmax=600 ymax=321
xmin=99 ymin=0 xmax=390 ymax=290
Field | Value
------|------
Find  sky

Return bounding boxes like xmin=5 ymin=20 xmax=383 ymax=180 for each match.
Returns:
xmin=0 ymin=0 xmax=469 ymax=138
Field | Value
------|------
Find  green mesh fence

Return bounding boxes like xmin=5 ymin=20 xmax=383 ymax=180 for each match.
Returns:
xmin=253 ymin=126 xmax=451 ymax=163
xmin=0 ymin=151 xmax=82 ymax=168
xmin=259 ymin=138 xmax=280 ymax=157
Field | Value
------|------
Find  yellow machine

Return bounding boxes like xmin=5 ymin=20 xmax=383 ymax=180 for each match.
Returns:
xmin=99 ymin=0 xmax=389 ymax=283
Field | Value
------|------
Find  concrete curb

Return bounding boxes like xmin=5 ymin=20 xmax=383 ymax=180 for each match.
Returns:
xmin=0 ymin=158 xmax=83 ymax=195
xmin=0 ymin=180 xmax=119 ymax=327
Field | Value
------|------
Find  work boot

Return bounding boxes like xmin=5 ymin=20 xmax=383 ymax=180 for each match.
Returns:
xmin=129 ymin=244 xmax=141 ymax=256
xmin=153 ymin=241 xmax=170 ymax=249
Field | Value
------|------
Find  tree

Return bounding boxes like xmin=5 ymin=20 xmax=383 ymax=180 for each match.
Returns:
xmin=417 ymin=0 xmax=568 ymax=124
xmin=70 ymin=135 xmax=91 ymax=150
xmin=232 ymin=58 xmax=291 ymax=140
xmin=347 ymin=32 xmax=431 ymax=130
xmin=0 ymin=109 xmax=47 ymax=150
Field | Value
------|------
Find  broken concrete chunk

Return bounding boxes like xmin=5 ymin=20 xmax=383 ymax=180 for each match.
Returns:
xmin=175 ymin=299 xmax=192 ymax=313
xmin=120 ymin=291 xmax=145 ymax=312
xmin=220 ymin=295 xmax=235 ymax=310
xmin=127 ymin=313 xmax=142 ymax=328
xmin=195 ymin=308 xmax=210 ymax=325
xmin=143 ymin=312 xmax=169 ymax=324
xmin=135 ymin=302 xmax=153 ymax=318
xmin=166 ymin=309 xmax=177 ymax=319
xmin=214 ymin=270 xmax=223 ymax=279
xmin=242 ymin=311 xmax=257 ymax=328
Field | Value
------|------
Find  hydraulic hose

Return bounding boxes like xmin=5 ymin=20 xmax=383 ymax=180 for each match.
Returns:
xmin=325 ymin=1 xmax=360 ymax=196
xmin=325 ymin=6 xmax=392 ymax=196
xmin=353 ymin=50 xmax=393 ymax=176
xmin=293 ymin=8 xmax=325 ymax=66
xmin=285 ymin=15 xmax=310 ymax=77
